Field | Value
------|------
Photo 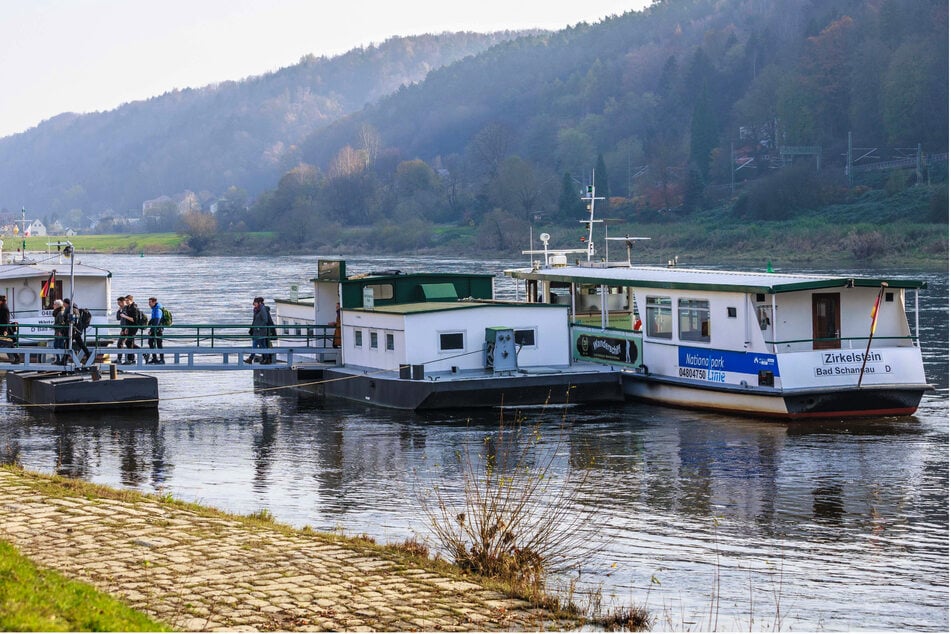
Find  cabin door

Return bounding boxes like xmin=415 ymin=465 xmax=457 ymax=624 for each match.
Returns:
xmin=812 ymin=293 xmax=840 ymax=350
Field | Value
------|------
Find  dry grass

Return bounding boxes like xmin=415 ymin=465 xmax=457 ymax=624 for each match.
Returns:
xmin=416 ymin=410 xmax=603 ymax=602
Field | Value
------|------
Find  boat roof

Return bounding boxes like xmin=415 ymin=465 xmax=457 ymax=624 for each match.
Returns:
xmin=346 ymin=300 xmax=565 ymax=316
xmin=0 ymin=258 xmax=112 ymax=280
xmin=505 ymin=265 xmax=927 ymax=294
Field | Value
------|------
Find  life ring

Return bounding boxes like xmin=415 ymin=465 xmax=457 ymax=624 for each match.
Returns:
xmin=18 ymin=286 xmax=36 ymax=305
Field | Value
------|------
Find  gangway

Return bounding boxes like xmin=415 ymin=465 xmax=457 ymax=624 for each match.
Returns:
xmin=0 ymin=322 xmax=339 ymax=372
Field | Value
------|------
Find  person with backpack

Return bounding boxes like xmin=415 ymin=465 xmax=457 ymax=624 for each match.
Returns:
xmin=146 ymin=297 xmax=166 ymax=364
xmin=117 ymin=295 xmax=142 ymax=364
xmin=63 ymin=298 xmax=91 ymax=364
xmin=247 ymin=296 xmax=274 ymax=364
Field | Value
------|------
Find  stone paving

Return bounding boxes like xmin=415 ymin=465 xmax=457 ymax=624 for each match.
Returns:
xmin=0 ymin=468 xmax=572 ymax=631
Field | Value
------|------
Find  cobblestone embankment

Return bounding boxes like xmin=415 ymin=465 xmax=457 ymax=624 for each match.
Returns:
xmin=0 ymin=468 xmax=572 ymax=631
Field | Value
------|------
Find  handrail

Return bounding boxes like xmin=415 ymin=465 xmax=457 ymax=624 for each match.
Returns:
xmin=1 ymin=322 xmax=336 ymax=347
xmin=765 ymin=335 xmax=918 ymax=345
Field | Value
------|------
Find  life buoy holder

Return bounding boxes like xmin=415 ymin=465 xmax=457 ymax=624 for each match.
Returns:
xmin=18 ymin=286 xmax=36 ymax=306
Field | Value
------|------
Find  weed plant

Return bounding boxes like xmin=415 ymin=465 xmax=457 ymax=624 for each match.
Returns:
xmin=416 ymin=409 xmax=603 ymax=602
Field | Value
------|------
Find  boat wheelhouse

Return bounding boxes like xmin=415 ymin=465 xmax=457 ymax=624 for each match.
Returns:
xmin=506 ymin=261 xmax=929 ymax=419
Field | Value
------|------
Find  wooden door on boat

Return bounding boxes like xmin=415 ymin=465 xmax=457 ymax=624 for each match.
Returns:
xmin=812 ymin=293 xmax=840 ymax=350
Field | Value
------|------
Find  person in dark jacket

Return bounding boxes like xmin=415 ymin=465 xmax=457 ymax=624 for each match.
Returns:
xmin=62 ymin=299 xmax=91 ymax=364
xmin=52 ymin=299 xmax=68 ymax=364
xmin=118 ymin=295 xmax=142 ymax=364
xmin=247 ymin=296 xmax=274 ymax=364
xmin=0 ymin=295 xmax=20 ymax=363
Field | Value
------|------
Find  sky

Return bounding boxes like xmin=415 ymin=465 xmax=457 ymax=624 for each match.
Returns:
xmin=0 ymin=0 xmax=652 ymax=139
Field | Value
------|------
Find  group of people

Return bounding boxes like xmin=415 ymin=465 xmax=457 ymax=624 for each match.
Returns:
xmin=115 ymin=295 xmax=166 ymax=364
xmin=4 ymin=292 xmax=276 ymax=366
xmin=51 ymin=297 xmax=91 ymax=364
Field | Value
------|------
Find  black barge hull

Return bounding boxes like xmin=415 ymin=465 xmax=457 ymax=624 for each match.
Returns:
xmin=6 ymin=371 xmax=159 ymax=411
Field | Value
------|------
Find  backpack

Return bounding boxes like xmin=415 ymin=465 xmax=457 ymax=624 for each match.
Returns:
xmin=160 ymin=306 xmax=173 ymax=327
xmin=134 ymin=305 xmax=148 ymax=326
xmin=77 ymin=308 xmax=92 ymax=331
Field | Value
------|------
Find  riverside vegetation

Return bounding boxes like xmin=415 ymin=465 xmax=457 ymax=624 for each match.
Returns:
xmin=9 ymin=182 xmax=948 ymax=270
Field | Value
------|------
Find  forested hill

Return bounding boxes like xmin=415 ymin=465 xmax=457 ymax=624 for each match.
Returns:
xmin=241 ymin=0 xmax=946 ymax=254
xmin=0 ymin=31 xmax=525 ymax=216
xmin=299 ymin=0 xmax=947 ymax=192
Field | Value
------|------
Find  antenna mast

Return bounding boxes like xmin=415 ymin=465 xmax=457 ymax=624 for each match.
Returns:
xmin=580 ymin=169 xmax=604 ymax=261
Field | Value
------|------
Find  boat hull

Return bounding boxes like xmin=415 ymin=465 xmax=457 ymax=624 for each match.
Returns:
xmin=5 ymin=370 xmax=158 ymax=411
xmin=321 ymin=366 xmax=623 ymax=410
xmin=621 ymin=373 xmax=926 ymax=419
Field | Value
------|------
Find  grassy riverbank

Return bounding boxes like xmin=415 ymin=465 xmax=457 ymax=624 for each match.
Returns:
xmin=0 ymin=540 xmax=168 ymax=631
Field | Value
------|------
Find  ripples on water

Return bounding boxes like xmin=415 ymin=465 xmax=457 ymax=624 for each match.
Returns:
xmin=1 ymin=255 xmax=947 ymax=631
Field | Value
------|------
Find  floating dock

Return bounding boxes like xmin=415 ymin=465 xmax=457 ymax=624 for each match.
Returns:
xmin=5 ymin=368 xmax=159 ymax=411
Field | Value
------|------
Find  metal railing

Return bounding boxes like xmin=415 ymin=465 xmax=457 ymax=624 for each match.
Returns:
xmin=0 ymin=322 xmax=339 ymax=371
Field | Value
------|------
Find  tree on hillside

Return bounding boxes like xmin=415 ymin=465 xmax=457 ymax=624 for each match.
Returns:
xmin=180 ymin=210 xmax=217 ymax=254
xmin=595 ymin=154 xmax=610 ymax=199
xmin=469 ymin=123 xmax=512 ymax=179
xmin=214 ymin=186 xmax=250 ymax=231
xmin=689 ymin=83 xmax=718 ymax=181
xmin=558 ymin=172 xmax=585 ymax=221
xmin=882 ymin=38 xmax=949 ymax=147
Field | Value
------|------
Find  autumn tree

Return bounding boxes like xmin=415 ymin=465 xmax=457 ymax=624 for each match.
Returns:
xmin=180 ymin=210 xmax=217 ymax=254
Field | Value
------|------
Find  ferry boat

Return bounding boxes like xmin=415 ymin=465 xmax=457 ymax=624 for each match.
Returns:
xmin=0 ymin=241 xmax=113 ymax=345
xmin=504 ymin=187 xmax=930 ymax=419
xmin=267 ymin=259 xmax=623 ymax=410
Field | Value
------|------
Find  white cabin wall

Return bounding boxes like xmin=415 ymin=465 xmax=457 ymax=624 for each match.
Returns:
xmin=340 ymin=310 xmax=406 ymax=370
xmin=406 ymin=306 xmax=570 ymax=371
xmin=342 ymin=305 xmax=570 ymax=372
xmin=838 ymin=287 xmax=907 ymax=341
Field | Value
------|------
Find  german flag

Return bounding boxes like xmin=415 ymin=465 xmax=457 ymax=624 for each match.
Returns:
xmin=40 ymin=270 xmax=55 ymax=299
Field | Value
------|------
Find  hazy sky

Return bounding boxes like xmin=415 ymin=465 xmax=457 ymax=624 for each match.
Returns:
xmin=0 ymin=0 xmax=652 ymax=138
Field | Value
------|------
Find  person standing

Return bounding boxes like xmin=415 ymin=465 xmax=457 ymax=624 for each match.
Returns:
xmin=119 ymin=295 xmax=142 ymax=364
xmin=0 ymin=294 xmax=20 ymax=363
xmin=115 ymin=297 xmax=128 ymax=363
xmin=52 ymin=299 xmax=67 ymax=364
xmin=248 ymin=296 xmax=274 ymax=364
xmin=62 ymin=298 xmax=91 ymax=364
xmin=146 ymin=297 xmax=165 ymax=364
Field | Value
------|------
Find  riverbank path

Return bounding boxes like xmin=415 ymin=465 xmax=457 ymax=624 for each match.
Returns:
xmin=0 ymin=468 xmax=571 ymax=631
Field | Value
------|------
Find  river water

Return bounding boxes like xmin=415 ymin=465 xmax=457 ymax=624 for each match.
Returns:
xmin=1 ymin=254 xmax=947 ymax=631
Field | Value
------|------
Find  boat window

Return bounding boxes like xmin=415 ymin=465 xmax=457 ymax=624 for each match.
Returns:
xmin=514 ymin=328 xmax=536 ymax=347
xmin=366 ymin=284 xmax=394 ymax=301
xmin=756 ymin=305 xmax=771 ymax=330
xmin=679 ymin=299 xmax=711 ymax=342
xmin=370 ymin=331 xmax=379 ymax=349
xmin=386 ymin=333 xmax=395 ymax=351
xmin=646 ymin=296 xmax=672 ymax=339
xmin=439 ymin=332 xmax=464 ymax=351
xmin=354 ymin=329 xmax=363 ymax=347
